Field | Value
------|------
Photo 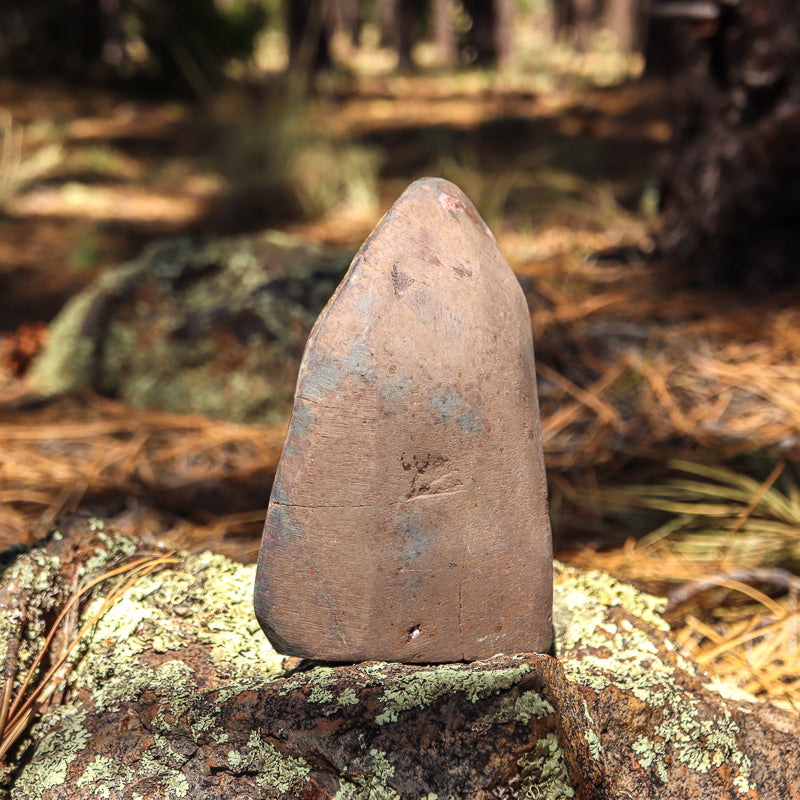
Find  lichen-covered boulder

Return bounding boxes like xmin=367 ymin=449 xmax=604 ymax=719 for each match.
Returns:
xmin=27 ymin=233 xmax=352 ymax=424
xmin=2 ymin=515 xmax=799 ymax=799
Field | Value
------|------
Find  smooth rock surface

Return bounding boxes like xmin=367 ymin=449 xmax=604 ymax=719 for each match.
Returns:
xmin=255 ymin=177 xmax=553 ymax=662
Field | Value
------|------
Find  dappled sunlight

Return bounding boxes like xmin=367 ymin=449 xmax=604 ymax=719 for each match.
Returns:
xmin=1 ymin=8 xmax=800 ymax=713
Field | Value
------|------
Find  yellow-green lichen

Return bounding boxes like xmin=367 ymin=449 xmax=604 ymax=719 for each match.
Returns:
xmin=30 ymin=232 xmax=353 ymax=424
xmin=241 ymin=729 xmax=311 ymax=793
xmin=280 ymin=666 xmax=368 ymax=714
xmin=337 ymin=687 xmax=360 ymax=707
xmin=27 ymin=282 xmax=107 ymax=395
xmin=368 ymin=749 xmax=396 ymax=783
xmin=76 ymin=755 xmax=136 ymax=798
xmin=137 ymin=733 xmax=191 ymax=798
xmin=563 ymin=640 xmax=752 ymax=793
xmin=478 ymin=689 xmax=554 ymax=731
xmin=11 ymin=548 xmax=63 ymax=596
xmin=302 ymin=667 xmax=337 ymax=703
xmin=554 ymin=562 xmax=752 ymax=794
xmin=149 ymin=660 xmax=212 ymax=730
xmin=583 ymin=724 xmax=603 ymax=761
xmin=78 ymin=526 xmax=138 ymax=585
xmin=13 ymin=708 xmax=91 ymax=795
xmin=69 ymin=553 xmax=283 ymax=713
xmin=553 ymin=562 xmax=670 ymax=654
xmin=332 ymin=747 xmax=402 ymax=800
xmin=629 ymin=694 xmax=752 ymax=791
xmin=703 ymin=679 xmax=757 ymax=705
xmin=8 ymin=545 xmax=758 ymax=799
xmin=0 ymin=546 xmax=76 ymax=760
xmin=375 ymin=662 xmax=532 ymax=725
xmin=515 ymin=733 xmax=575 ymax=800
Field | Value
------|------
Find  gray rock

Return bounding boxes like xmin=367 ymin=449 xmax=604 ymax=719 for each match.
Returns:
xmin=28 ymin=232 xmax=352 ymax=424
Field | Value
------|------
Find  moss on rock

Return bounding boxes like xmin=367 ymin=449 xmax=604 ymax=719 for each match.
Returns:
xmin=28 ymin=232 xmax=353 ymax=424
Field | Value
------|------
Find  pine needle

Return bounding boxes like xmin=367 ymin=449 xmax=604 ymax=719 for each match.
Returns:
xmin=0 ymin=550 xmax=178 ymax=763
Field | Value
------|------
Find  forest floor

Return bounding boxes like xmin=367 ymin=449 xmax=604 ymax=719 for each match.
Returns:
xmin=2 ymin=56 xmax=800 ymax=710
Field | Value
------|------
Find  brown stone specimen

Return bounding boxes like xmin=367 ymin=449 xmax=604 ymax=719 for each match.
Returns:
xmin=254 ymin=177 xmax=553 ymax=663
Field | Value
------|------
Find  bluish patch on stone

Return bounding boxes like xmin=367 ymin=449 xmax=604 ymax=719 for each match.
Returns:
xmin=457 ymin=410 xmax=482 ymax=436
xmin=395 ymin=509 xmax=432 ymax=564
xmin=429 ymin=386 xmax=464 ymax=423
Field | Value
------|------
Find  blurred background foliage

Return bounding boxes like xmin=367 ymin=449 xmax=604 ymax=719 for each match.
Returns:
xmin=3 ymin=0 xmax=794 ymax=290
xmin=0 ymin=0 xmax=647 ymax=94
xmin=0 ymin=0 xmax=274 ymax=93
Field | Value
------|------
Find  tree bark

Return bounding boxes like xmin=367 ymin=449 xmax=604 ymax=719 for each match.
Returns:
xmin=573 ymin=0 xmax=597 ymax=52
xmin=287 ymin=0 xmax=332 ymax=76
xmin=461 ymin=0 xmax=514 ymax=66
xmin=433 ymin=0 xmax=458 ymax=65
xmin=550 ymin=0 xmax=574 ymax=42
xmin=658 ymin=0 xmax=800 ymax=286
xmin=605 ymin=0 xmax=642 ymax=53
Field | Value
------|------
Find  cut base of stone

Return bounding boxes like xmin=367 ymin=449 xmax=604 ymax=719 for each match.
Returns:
xmin=3 ymin=515 xmax=799 ymax=800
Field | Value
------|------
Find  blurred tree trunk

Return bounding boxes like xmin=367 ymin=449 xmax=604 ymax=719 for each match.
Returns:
xmin=433 ymin=0 xmax=458 ymax=65
xmin=376 ymin=0 xmax=395 ymax=47
xmin=550 ymin=0 xmax=573 ymax=42
xmin=70 ymin=0 xmax=106 ymax=75
xmin=658 ymin=0 xmax=800 ymax=285
xmin=549 ymin=0 xmax=597 ymax=51
xmin=336 ymin=0 xmax=362 ymax=47
xmin=495 ymin=0 xmax=514 ymax=66
xmin=461 ymin=0 xmax=514 ymax=66
xmin=0 ymin=0 xmax=265 ymax=92
xmin=287 ymin=0 xmax=332 ymax=75
xmin=573 ymin=0 xmax=596 ymax=51
xmin=644 ymin=1 xmax=717 ymax=75
xmin=605 ymin=0 xmax=642 ymax=53
xmin=376 ymin=0 xmax=427 ymax=70
xmin=397 ymin=0 xmax=418 ymax=70
xmin=1 ymin=0 xmax=108 ymax=78
xmin=644 ymin=16 xmax=684 ymax=75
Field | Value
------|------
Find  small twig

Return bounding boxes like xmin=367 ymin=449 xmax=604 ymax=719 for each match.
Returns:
xmin=536 ymin=362 xmax=622 ymax=430
xmin=0 ymin=634 xmax=19 ymax=740
xmin=727 ymin=461 xmax=784 ymax=538
xmin=6 ymin=553 xmax=169 ymax=723
xmin=7 ymin=552 xmax=178 ymax=731
xmin=0 ymin=708 xmax=32 ymax=763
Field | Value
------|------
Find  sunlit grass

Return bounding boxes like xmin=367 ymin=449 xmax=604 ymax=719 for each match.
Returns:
xmin=564 ymin=459 xmax=800 ymax=709
xmin=0 ymin=112 xmax=63 ymax=207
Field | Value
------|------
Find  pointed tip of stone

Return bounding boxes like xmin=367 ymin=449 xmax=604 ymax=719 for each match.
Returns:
xmin=404 ymin=176 xmax=464 ymax=196
xmin=393 ymin=176 xmax=494 ymax=236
